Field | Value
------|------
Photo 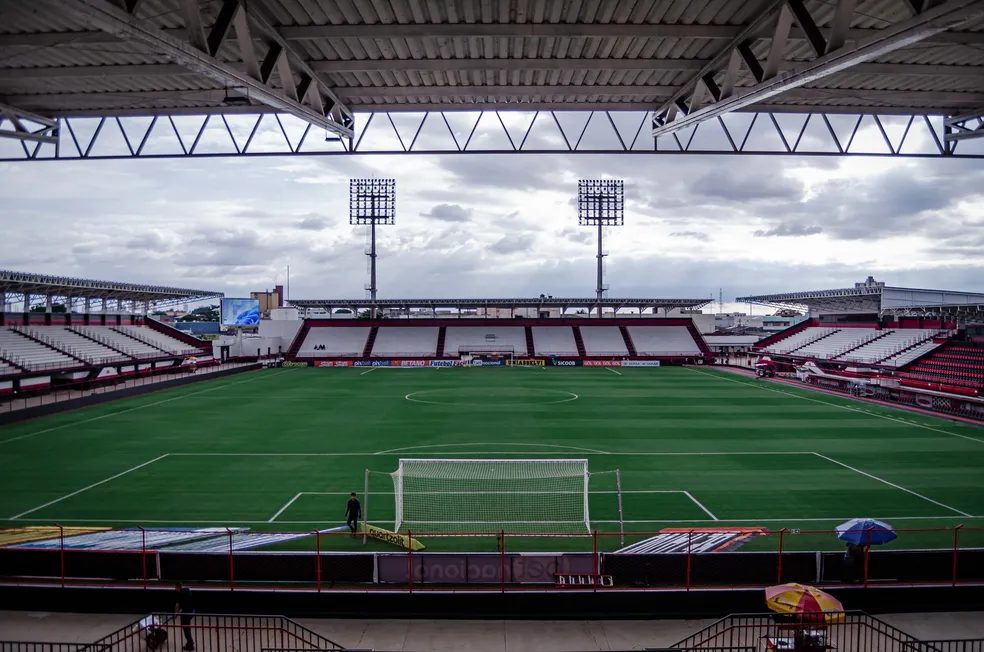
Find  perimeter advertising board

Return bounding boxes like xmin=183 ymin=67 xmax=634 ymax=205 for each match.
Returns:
xmin=583 ymin=360 xmax=623 ymax=367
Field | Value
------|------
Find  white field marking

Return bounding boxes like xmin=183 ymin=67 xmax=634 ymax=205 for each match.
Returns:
xmin=5 ymin=515 xmax=980 ymax=525
xmin=606 ymin=368 xmax=622 ymax=376
xmin=169 ymin=451 xmax=603 ymax=457
xmin=9 ymin=454 xmax=170 ymax=520
xmin=360 ymin=367 xmax=377 ymax=376
xmin=374 ymin=442 xmax=609 ymax=455
xmin=685 ymin=367 xmax=984 ymax=445
xmin=811 ymin=452 xmax=972 ymax=518
xmin=0 ymin=370 xmax=288 ymax=446
xmin=267 ymin=492 xmax=303 ymax=522
xmin=683 ymin=490 xmax=719 ymax=521
xmin=404 ymin=389 xmax=579 ymax=406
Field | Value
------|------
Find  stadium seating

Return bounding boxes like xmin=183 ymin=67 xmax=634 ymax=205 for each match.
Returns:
xmin=531 ymin=326 xmax=578 ymax=356
xmin=298 ymin=327 xmax=370 ymax=356
xmin=898 ymin=341 xmax=984 ymax=390
xmin=836 ymin=329 xmax=941 ymax=366
xmin=370 ymin=327 xmax=438 ymax=357
xmin=443 ymin=326 xmax=528 ymax=356
xmin=579 ymin=326 xmax=629 ymax=356
xmin=24 ymin=327 xmax=129 ymax=364
xmin=627 ymin=326 xmax=701 ymax=356
xmin=0 ymin=328 xmax=82 ymax=371
xmin=73 ymin=326 xmax=164 ymax=358
xmin=760 ymin=327 xmax=838 ymax=354
xmin=117 ymin=326 xmax=200 ymax=355
xmin=0 ymin=359 xmax=16 ymax=376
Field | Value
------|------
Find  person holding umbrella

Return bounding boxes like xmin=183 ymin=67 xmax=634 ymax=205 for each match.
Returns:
xmin=836 ymin=518 xmax=897 ymax=583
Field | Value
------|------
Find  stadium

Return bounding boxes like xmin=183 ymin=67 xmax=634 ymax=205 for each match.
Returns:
xmin=2 ymin=0 xmax=984 ymax=649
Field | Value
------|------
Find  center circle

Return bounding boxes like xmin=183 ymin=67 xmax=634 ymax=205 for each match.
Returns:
xmin=405 ymin=387 xmax=578 ymax=406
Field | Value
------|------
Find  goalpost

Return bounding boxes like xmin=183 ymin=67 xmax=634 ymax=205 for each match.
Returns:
xmin=381 ymin=458 xmax=591 ymax=533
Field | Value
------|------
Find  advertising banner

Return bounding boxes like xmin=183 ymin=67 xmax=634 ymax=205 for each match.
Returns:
xmin=371 ymin=360 xmax=392 ymax=367
xmin=549 ymin=359 xmax=581 ymax=367
xmin=507 ymin=359 xmax=544 ymax=367
xmin=583 ymin=360 xmax=623 ymax=367
xmin=352 ymin=360 xmax=373 ymax=367
xmin=315 ymin=360 xmax=350 ymax=368
xmin=283 ymin=360 xmax=312 ymax=368
xmin=398 ymin=360 xmax=428 ymax=367
xmin=429 ymin=360 xmax=461 ymax=367
xmin=622 ymin=360 xmax=661 ymax=368
xmin=472 ymin=359 xmax=505 ymax=367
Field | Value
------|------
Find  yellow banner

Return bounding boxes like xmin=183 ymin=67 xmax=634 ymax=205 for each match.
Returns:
xmin=507 ymin=359 xmax=545 ymax=367
xmin=0 ymin=526 xmax=109 ymax=547
xmin=363 ymin=523 xmax=425 ymax=551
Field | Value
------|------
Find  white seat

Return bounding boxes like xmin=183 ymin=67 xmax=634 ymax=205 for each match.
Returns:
xmin=299 ymin=327 xmax=370 ymax=356
xmin=579 ymin=327 xmax=628 ymax=356
xmin=531 ymin=327 xmax=578 ymax=355
xmin=443 ymin=326 xmax=527 ymax=356
xmin=626 ymin=326 xmax=700 ymax=355
xmin=371 ymin=327 xmax=438 ymax=357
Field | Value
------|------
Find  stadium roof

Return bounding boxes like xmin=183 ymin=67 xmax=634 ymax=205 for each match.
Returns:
xmin=1 ymin=0 xmax=983 ymax=145
xmin=737 ymin=277 xmax=984 ymax=317
xmin=289 ymin=297 xmax=712 ymax=311
xmin=0 ymin=269 xmax=223 ymax=308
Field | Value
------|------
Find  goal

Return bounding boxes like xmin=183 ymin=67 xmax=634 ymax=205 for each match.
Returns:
xmin=389 ymin=458 xmax=590 ymax=533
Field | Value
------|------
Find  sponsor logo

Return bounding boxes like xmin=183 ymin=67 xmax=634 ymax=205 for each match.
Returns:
xmin=622 ymin=360 xmax=661 ymax=368
xmin=583 ymin=360 xmax=623 ymax=367
xmin=551 ymin=359 xmax=579 ymax=367
xmin=371 ymin=360 xmax=391 ymax=367
xmin=282 ymin=361 xmax=310 ymax=368
xmin=429 ymin=360 xmax=460 ymax=367
xmin=353 ymin=360 xmax=374 ymax=367
xmin=507 ymin=359 xmax=544 ymax=367
xmin=315 ymin=360 xmax=351 ymax=368
xmin=398 ymin=360 xmax=428 ymax=367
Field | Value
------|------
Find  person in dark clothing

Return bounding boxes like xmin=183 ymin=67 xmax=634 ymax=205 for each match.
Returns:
xmin=844 ymin=542 xmax=866 ymax=583
xmin=174 ymin=582 xmax=195 ymax=650
xmin=346 ymin=492 xmax=362 ymax=536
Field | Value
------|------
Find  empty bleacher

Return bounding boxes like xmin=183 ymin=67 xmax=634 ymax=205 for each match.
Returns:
xmin=836 ymin=329 xmax=941 ymax=366
xmin=761 ymin=327 xmax=838 ymax=354
xmin=443 ymin=326 xmax=528 ymax=356
xmin=0 ymin=359 xmax=18 ymax=376
xmin=0 ymin=328 xmax=82 ymax=371
xmin=73 ymin=326 xmax=164 ymax=358
xmin=298 ymin=327 xmax=370 ymax=356
xmin=370 ymin=327 xmax=438 ymax=357
xmin=531 ymin=326 xmax=579 ymax=356
xmin=627 ymin=326 xmax=701 ymax=356
xmin=898 ymin=341 xmax=984 ymax=391
xmin=791 ymin=329 xmax=875 ymax=359
xmin=579 ymin=326 xmax=629 ymax=356
xmin=118 ymin=326 xmax=200 ymax=355
xmin=25 ymin=327 xmax=129 ymax=364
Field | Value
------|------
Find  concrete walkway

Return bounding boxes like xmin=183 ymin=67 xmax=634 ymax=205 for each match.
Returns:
xmin=2 ymin=610 xmax=982 ymax=650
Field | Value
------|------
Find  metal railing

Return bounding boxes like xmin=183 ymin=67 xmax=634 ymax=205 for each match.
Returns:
xmin=90 ymin=613 xmax=344 ymax=652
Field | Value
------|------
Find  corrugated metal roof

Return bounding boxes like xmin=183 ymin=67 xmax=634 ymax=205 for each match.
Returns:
xmin=0 ymin=0 xmax=981 ymax=118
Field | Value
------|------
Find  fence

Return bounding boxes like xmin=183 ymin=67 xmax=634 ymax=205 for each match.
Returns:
xmin=1 ymin=525 xmax=982 ymax=592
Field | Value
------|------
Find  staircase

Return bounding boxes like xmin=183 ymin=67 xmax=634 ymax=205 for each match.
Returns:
xmin=11 ymin=327 xmax=88 ymax=366
xmin=110 ymin=327 xmax=170 ymax=354
xmin=787 ymin=328 xmax=840 ymax=354
xmin=525 ymin=326 xmax=536 ymax=357
xmin=362 ymin=326 xmax=379 ymax=357
xmin=831 ymin=329 xmax=890 ymax=360
xmin=571 ymin=326 xmax=587 ymax=357
xmin=436 ymin=326 xmax=447 ymax=357
xmin=67 ymin=326 xmax=134 ymax=358
xmin=619 ymin=326 xmax=637 ymax=357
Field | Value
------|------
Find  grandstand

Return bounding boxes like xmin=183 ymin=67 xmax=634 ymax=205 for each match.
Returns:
xmin=0 ymin=271 xmax=219 ymax=395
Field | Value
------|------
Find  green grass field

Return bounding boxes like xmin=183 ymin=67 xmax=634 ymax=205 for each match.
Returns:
xmin=1 ymin=366 xmax=982 ymax=553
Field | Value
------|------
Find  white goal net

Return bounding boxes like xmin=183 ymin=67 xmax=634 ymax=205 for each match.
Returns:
xmin=390 ymin=458 xmax=590 ymax=533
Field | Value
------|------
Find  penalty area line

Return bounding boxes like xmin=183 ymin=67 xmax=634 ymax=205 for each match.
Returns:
xmin=812 ymin=452 xmax=972 ymax=518
xmin=9 ymin=454 xmax=170 ymax=520
xmin=268 ymin=492 xmax=304 ymax=522
xmin=683 ymin=490 xmax=719 ymax=521
xmin=606 ymin=368 xmax=622 ymax=376
xmin=360 ymin=367 xmax=377 ymax=376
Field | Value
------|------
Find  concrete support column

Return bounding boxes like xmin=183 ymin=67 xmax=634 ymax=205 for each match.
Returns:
xmin=85 ymin=297 xmax=92 ymax=313
xmin=45 ymin=295 xmax=53 ymax=312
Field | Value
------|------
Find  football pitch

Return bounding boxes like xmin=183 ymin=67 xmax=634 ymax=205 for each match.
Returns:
xmin=1 ymin=366 xmax=982 ymax=553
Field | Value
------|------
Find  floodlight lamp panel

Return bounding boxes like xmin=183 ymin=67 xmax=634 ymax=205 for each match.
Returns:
xmin=577 ymin=178 xmax=624 ymax=227
xmin=349 ymin=177 xmax=396 ymax=225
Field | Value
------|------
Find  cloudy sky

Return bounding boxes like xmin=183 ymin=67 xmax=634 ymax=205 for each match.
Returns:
xmin=1 ymin=111 xmax=982 ymax=313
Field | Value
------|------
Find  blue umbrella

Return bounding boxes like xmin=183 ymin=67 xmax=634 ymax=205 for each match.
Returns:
xmin=836 ymin=518 xmax=897 ymax=545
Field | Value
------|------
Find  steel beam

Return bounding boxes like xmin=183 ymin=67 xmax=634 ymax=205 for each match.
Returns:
xmin=58 ymin=0 xmax=352 ymax=137
xmin=653 ymin=0 xmax=984 ymax=138
xmin=944 ymin=107 xmax=984 ymax=141
xmin=0 ymin=102 xmax=58 ymax=144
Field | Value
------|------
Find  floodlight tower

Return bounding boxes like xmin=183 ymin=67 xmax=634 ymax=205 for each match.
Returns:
xmin=349 ymin=178 xmax=396 ymax=318
xmin=577 ymin=179 xmax=624 ymax=318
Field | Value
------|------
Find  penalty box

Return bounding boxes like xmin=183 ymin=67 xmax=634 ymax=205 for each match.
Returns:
xmin=8 ymin=451 xmax=964 ymax=525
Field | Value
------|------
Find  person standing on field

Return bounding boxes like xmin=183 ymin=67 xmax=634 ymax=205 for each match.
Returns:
xmin=346 ymin=492 xmax=362 ymax=536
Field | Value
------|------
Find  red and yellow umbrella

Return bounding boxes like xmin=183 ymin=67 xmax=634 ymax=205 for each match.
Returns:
xmin=765 ymin=583 xmax=845 ymax=623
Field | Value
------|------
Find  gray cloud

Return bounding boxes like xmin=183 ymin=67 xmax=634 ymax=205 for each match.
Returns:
xmin=670 ymin=231 xmax=710 ymax=241
xmin=296 ymin=216 xmax=328 ymax=230
xmin=754 ymin=223 xmax=823 ymax=237
xmin=489 ymin=233 xmax=536 ymax=255
xmin=696 ymin=168 xmax=803 ymax=202
xmin=420 ymin=203 xmax=472 ymax=222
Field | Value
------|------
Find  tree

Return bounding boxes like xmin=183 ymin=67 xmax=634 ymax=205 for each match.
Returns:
xmin=178 ymin=304 xmax=220 ymax=322
xmin=29 ymin=303 xmax=66 ymax=313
